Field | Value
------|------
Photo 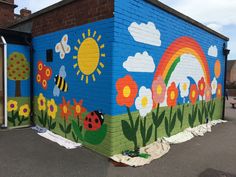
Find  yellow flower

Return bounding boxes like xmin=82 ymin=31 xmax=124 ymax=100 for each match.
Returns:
xmin=38 ymin=93 xmax=46 ymax=111
xmin=47 ymin=99 xmax=58 ymax=119
xmin=7 ymin=100 xmax=18 ymax=112
xmin=19 ymin=104 xmax=30 ymax=117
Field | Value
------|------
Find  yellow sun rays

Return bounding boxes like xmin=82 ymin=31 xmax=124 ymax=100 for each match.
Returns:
xmin=73 ymin=29 xmax=106 ymax=84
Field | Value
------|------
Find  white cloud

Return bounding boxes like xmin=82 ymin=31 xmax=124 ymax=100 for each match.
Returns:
xmin=208 ymin=45 xmax=218 ymax=57
xmin=207 ymin=23 xmax=223 ymax=33
xmin=123 ymin=51 xmax=155 ymax=73
xmin=128 ymin=22 xmax=161 ymax=46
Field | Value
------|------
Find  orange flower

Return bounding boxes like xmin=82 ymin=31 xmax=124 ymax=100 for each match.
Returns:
xmin=59 ymin=97 xmax=71 ymax=121
xmin=216 ymin=84 xmax=222 ymax=98
xmin=167 ymin=82 xmax=178 ymax=107
xmin=116 ymin=75 xmax=138 ymax=107
xmin=198 ymin=77 xmax=205 ymax=97
xmin=189 ymin=84 xmax=199 ymax=104
xmin=72 ymin=99 xmax=86 ymax=118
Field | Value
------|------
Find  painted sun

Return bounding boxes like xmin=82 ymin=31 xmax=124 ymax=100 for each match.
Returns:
xmin=73 ymin=29 xmax=105 ymax=84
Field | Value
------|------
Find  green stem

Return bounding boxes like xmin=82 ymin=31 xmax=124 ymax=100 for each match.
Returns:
xmin=12 ymin=111 xmax=15 ymax=126
xmin=64 ymin=117 xmax=67 ymax=138
xmin=48 ymin=116 xmax=52 ymax=130
xmin=126 ymin=107 xmax=137 ymax=150
xmin=154 ymin=103 xmax=160 ymax=141
xmin=181 ymin=104 xmax=185 ymax=128
xmin=18 ymin=116 xmax=23 ymax=126
xmin=143 ymin=117 xmax=147 ymax=146
xmin=168 ymin=107 xmax=173 ymax=136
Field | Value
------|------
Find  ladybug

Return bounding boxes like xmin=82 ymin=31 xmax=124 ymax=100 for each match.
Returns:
xmin=84 ymin=111 xmax=104 ymax=131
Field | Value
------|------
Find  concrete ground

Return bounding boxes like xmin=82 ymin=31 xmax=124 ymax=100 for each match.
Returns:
xmin=0 ymin=100 xmax=236 ymax=177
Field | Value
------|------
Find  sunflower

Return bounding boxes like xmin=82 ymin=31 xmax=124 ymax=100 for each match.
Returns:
xmin=7 ymin=100 xmax=18 ymax=112
xmin=38 ymin=93 xmax=46 ymax=111
xmin=19 ymin=104 xmax=30 ymax=117
xmin=47 ymin=99 xmax=58 ymax=119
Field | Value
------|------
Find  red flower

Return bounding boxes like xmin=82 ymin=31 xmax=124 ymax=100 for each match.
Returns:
xmin=167 ymin=82 xmax=178 ymax=107
xmin=116 ymin=75 xmax=138 ymax=107
xmin=72 ymin=99 xmax=87 ymax=119
xmin=216 ymin=84 xmax=222 ymax=98
xmin=189 ymin=84 xmax=199 ymax=104
xmin=59 ymin=97 xmax=71 ymax=121
xmin=198 ymin=77 xmax=205 ymax=97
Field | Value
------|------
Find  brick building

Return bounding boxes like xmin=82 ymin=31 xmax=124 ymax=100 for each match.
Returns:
xmin=0 ymin=0 xmax=230 ymax=157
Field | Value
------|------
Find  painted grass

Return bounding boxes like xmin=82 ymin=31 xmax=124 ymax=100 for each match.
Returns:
xmin=34 ymin=96 xmax=223 ymax=157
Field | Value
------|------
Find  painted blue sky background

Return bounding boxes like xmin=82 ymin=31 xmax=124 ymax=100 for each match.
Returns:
xmin=14 ymin=0 xmax=236 ymax=60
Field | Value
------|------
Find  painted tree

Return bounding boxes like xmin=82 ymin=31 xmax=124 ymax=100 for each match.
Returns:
xmin=7 ymin=52 xmax=30 ymax=97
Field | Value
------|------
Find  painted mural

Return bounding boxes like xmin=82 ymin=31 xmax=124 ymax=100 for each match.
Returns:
xmin=31 ymin=0 xmax=226 ymax=157
xmin=33 ymin=19 xmax=112 ymax=155
xmin=7 ymin=44 xmax=31 ymax=128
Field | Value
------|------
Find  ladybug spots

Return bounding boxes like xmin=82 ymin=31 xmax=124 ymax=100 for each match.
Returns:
xmin=83 ymin=111 xmax=104 ymax=131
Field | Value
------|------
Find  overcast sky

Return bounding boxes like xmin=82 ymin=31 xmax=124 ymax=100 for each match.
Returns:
xmin=15 ymin=0 xmax=235 ymax=59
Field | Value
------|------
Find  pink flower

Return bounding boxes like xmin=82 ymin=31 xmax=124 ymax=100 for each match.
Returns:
xmin=205 ymin=85 xmax=212 ymax=102
xmin=151 ymin=76 xmax=166 ymax=105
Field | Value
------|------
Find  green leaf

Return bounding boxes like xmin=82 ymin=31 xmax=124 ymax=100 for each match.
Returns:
xmin=66 ymin=123 xmax=71 ymax=134
xmin=177 ymin=108 xmax=182 ymax=122
xmin=72 ymin=132 xmax=79 ymax=143
xmin=59 ymin=123 xmax=65 ymax=133
xmin=84 ymin=124 xmax=107 ymax=145
xmin=165 ymin=117 xmax=169 ymax=137
xmin=121 ymin=120 xmax=133 ymax=141
xmin=156 ymin=111 xmax=165 ymax=128
xmin=152 ymin=112 xmax=156 ymax=125
xmin=188 ymin=114 xmax=193 ymax=128
xmin=198 ymin=109 xmax=202 ymax=124
xmin=51 ymin=122 xmax=56 ymax=130
xmin=8 ymin=116 xmax=14 ymax=123
xmin=38 ymin=115 xmax=44 ymax=125
xmin=134 ymin=116 xmax=140 ymax=132
xmin=170 ymin=112 xmax=177 ymax=132
xmin=72 ymin=120 xmax=84 ymax=141
xmin=145 ymin=124 xmax=153 ymax=144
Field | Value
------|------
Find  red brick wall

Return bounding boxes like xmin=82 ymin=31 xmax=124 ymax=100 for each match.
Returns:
xmin=32 ymin=0 xmax=114 ymax=37
xmin=0 ymin=2 xmax=15 ymax=27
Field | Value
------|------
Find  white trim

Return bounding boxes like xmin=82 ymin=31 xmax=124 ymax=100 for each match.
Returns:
xmin=1 ymin=36 xmax=7 ymax=128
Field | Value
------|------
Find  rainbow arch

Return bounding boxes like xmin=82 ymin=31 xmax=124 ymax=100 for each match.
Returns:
xmin=154 ymin=36 xmax=210 ymax=85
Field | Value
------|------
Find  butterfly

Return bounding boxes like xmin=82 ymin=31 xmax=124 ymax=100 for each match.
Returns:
xmin=55 ymin=34 xmax=71 ymax=59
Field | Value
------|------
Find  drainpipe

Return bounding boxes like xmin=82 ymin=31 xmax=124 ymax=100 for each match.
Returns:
xmin=222 ymin=43 xmax=230 ymax=120
xmin=25 ymin=36 xmax=34 ymax=126
xmin=1 ymin=36 xmax=8 ymax=128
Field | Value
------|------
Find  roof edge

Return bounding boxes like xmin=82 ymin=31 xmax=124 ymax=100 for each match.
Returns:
xmin=146 ymin=0 xmax=229 ymax=41
xmin=8 ymin=0 xmax=76 ymax=28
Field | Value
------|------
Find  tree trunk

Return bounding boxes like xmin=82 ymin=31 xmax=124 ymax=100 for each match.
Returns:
xmin=15 ymin=80 xmax=21 ymax=97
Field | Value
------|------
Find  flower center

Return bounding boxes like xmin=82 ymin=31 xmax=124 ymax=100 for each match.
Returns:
xmin=183 ymin=83 xmax=187 ymax=91
xmin=76 ymin=105 xmax=81 ymax=113
xmin=50 ymin=105 xmax=54 ymax=112
xmin=192 ymin=90 xmax=196 ymax=98
xmin=40 ymin=100 xmax=44 ymax=106
xmin=156 ymin=85 xmax=162 ymax=95
xmin=23 ymin=108 xmax=27 ymax=113
xmin=123 ymin=86 xmax=131 ymax=98
xmin=10 ymin=104 xmax=15 ymax=108
xmin=170 ymin=91 xmax=175 ymax=100
xmin=200 ymin=84 xmax=204 ymax=90
xmin=141 ymin=96 xmax=148 ymax=108
xmin=213 ymin=84 xmax=216 ymax=90
xmin=63 ymin=105 xmax=68 ymax=113
xmin=218 ymin=89 xmax=221 ymax=95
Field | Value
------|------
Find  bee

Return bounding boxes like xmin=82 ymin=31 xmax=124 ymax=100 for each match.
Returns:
xmin=53 ymin=65 xmax=68 ymax=97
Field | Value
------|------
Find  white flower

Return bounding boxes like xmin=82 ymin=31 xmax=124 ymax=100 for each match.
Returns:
xmin=180 ymin=79 xmax=190 ymax=98
xmin=211 ymin=77 xmax=217 ymax=95
xmin=135 ymin=86 xmax=153 ymax=118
